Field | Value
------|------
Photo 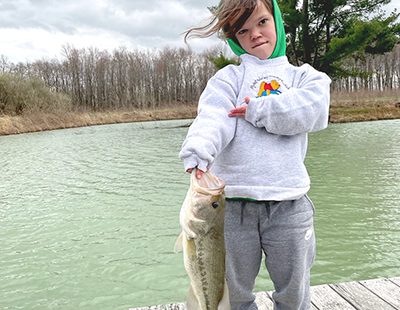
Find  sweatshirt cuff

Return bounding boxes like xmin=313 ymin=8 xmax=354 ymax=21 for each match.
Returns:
xmin=245 ymin=99 xmax=262 ymax=127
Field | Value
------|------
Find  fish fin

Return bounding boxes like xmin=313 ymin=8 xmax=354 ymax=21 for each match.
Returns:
xmin=174 ymin=232 xmax=183 ymax=253
xmin=182 ymin=223 xmax=198 ymax=240
xmin=186 ymin=285 xmax=200 ymax=310
xmin=217 ymin=279 xmax=231 ymax=310
xmin=185 ymin=237 xmax=196 ymax=257
xmin=180 ymin=213 xmax=199 ymax=240
xmin=182 ymin=213 xmax=205 ymax=240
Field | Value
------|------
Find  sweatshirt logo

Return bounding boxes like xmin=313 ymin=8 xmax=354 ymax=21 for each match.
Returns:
xmin=257 ymin=80 xmax=282 ymax=97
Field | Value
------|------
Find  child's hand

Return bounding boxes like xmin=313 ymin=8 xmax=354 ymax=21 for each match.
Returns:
xmin=228 ymin=96 xmax=250 ymax=118
xmin=186 ymin=168 xmax=205 ymax=179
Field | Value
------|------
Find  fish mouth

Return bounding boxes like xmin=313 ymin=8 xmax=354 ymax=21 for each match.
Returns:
xmin=191 ymin=171 xmax=225 ymax=194
xmin=194 ymin=184 xmax=224 ymax=196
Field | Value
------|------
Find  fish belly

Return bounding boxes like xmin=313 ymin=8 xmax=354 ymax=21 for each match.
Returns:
xmin=184 ymin=229 xmax=225 ymax=310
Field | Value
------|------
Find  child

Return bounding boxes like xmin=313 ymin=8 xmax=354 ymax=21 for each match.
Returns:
xmin=179 ymin=0 xmax=331 ymax=309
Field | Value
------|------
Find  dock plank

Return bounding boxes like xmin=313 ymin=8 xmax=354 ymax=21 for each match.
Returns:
xmin=330 ymin=281 xmax=396 ymax=309
xmin=254 ymin=291 xmax=274 ymax=309
xmin=131 ymin=277 xmax=400 ymax=310
xmin=390 ymin=277 xmax=400 ymax=287
xmin=130 ymin=303 xmax=185 ymax=310
xmin=360 ymin=278 xmax=400 ymax=309
xmin=311 ymin=284 xmax=356 ymax=309
xmin=266 ymin=290 xmax=317 ymax=310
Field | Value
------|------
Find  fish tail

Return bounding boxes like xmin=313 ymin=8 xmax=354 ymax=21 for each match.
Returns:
xmin=217 ymin=279 xmax=230 ymax=310
xmin=186 ymin=285 xmax=201 ymax=310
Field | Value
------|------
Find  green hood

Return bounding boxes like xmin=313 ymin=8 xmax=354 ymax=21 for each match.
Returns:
xmin=227 ymin=0 xmax=286 ymax=59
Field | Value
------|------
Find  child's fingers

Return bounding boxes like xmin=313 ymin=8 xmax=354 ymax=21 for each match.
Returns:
xmin=230 ymin=107 xmax=246 ymax=114
xmin=187 ymin=167 xmax=205 ymax=179
xmin=228 ymin=106 xmax=247 ymax=117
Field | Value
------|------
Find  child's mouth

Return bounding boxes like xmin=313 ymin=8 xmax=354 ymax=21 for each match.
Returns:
xmin=252 ymin=42 xmax=268 ymax=49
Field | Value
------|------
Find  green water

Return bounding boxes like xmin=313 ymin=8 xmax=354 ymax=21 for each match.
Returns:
xmin=0 ymin=119 xmax=399 ymax=309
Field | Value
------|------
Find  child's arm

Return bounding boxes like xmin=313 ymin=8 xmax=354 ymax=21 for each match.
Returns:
xmin=179 ymin=75 xmax=237 ymax=172
xmin=244 ymin=65 xmax=331 ymax=135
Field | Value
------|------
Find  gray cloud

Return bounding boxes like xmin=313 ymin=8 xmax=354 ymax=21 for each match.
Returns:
xmin=0 ymin=0 xmax=218 ymax=39
xmin=7 ymin=0 xmax=397 ymax=62
xmin=0 ymin=0 xmax=222 ymax=61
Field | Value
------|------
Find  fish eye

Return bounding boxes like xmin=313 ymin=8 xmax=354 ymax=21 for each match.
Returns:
xmin=211 ymin=202 xmax=219 ymax=209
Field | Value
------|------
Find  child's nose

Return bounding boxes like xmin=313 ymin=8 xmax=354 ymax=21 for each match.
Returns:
xmin=250 ymin=28 xmax=261 ymax=40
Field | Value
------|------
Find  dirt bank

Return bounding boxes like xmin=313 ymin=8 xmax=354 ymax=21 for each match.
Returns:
xmin=0 ymin=107 xmax=197 ymax=136
xmin=1 ymin=94 xmax=399 ymax=136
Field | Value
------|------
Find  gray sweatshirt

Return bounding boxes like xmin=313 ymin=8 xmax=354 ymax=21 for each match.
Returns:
xmin=179 ymin=54 xmax=331 ymax=201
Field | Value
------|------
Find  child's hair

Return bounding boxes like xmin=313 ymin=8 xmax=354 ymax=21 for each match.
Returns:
xmin=184 ymin=0 xmax=273 ymax=45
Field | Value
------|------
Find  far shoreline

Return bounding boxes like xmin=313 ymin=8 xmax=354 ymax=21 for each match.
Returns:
xmin=0 ymin=103 xmax=400 ymax=137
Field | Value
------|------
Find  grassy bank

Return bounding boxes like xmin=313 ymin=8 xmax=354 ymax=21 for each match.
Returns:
xmin=0 ymin=107 xmax=197 ymax=136
xmin=0 ymin=91 xmax=399 ymax=136
xmin=329 ymin=90 xmax=400 ymax=123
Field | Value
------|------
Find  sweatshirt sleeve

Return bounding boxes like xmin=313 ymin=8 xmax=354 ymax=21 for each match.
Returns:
xmin=245 ymin=64 xmax=331 ymax=136
xmin=179 ymin=73 xmax=238 ymax=171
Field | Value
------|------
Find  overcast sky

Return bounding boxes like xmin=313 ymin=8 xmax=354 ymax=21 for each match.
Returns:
xmin=0 ymin=0 xmax=399 ymax=63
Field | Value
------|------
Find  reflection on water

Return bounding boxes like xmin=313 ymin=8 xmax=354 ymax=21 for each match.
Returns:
xmin=0 ymin=119 xmax=399 ymax=309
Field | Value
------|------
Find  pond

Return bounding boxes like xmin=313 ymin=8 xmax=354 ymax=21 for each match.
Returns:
xmin=0 ymin=119 xmax=399 ymax=309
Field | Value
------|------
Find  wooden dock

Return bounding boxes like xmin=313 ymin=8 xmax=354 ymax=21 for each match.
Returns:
xmin=130 ymin=277 xmax=400 ymax=310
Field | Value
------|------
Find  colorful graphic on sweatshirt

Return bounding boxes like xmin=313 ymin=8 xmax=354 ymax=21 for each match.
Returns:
xmin=257 ymin=80 xmax=281 ymax=97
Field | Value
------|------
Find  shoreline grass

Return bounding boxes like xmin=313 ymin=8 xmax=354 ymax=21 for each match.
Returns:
xmin=0 ymin=107 xmax=198 ymax=136
xmin=0 ymin=91 xmax=399 ymax=136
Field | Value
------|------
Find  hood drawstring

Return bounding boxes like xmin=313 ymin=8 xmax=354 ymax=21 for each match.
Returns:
xmin=240 ymin=201 xmax=246 ymax=225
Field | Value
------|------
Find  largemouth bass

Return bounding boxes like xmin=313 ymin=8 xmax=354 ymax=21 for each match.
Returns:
xmin=175 ymin=170 xmax=230 ymax=310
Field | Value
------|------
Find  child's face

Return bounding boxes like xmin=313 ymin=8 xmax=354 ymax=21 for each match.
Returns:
xmin=235 ymin=1 xmax=276 ymax=60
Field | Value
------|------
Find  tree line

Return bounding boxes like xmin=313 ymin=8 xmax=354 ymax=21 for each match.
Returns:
xmin=279 ymin=0 xmax=400 ymax=76
xmin=1 ymin=44 xmax=399 ymax=112
xmin=334 ymin=44 xmax=400 ymax=92
xmin=1 ymin=46 xmax=218 ymax=111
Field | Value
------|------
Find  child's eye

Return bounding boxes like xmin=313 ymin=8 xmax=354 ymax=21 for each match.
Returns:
xmin=237 ymin=29 xmax=247 ymax=36
xmin=259 ymin=18 xmax=268 ymax=25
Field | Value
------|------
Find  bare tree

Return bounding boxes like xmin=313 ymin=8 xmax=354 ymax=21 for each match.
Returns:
xmin=2 ymin=43 xmax=398 ymax=110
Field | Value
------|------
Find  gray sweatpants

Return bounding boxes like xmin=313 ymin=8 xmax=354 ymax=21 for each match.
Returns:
xmin=224 ymin=195 xmax=316 ymax=310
